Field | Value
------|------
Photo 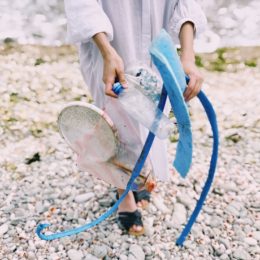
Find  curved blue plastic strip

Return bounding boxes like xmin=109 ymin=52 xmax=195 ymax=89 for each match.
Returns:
xmin=36 ymin=86 xmax=168 ymax=240
xmin=149 ymin=29 xmax=192 ymax=178
xmin=176 ymin=88 xmax=219 ymax=246
xmin=149 ymin=30 xmax=219 ymax=246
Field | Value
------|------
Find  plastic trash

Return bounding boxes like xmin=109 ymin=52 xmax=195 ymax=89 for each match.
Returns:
xmin=112 ymin=73 xmax=173 ymax=139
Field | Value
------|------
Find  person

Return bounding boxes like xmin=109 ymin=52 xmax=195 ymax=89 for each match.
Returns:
xmin=64 ymin=0 xmax=207 ymax=236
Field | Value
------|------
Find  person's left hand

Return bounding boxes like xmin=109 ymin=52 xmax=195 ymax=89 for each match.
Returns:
xmin=181 ymin=59 xmax=204 ymax=102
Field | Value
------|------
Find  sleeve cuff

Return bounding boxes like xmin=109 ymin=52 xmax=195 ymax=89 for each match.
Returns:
xmin=66 ymin=25 xmax=113 ymax=44
xmin=170 ymin=16 xmax=207 ymax=41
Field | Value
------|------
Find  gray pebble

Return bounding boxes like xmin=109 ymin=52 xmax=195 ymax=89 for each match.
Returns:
xmin=218 ymin=238 xmax=230 ymax=249
xmin=209 ymin=215 xmax=222 ymax=228
xmin=226 ymin=203 xmax=240 ymax=217
xmin=128 ymin=244 xmax=145 ymax=260
xmin=74 ymin=192 xmax=95 ymax=203
xmin=99 ymin=198 xmax=113 ymax=207
xmin=219 ymin=254 xmax=229 ymax=260
xmin=93 ymin=245 xmax=107 ymax=258
xmin=107 ymin=232 xmax=120 ymax=243
xmin=233 ymin=248 xmax=251 ymax=260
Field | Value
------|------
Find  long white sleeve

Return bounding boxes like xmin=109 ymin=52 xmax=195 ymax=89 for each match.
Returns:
xmin=64 ymin=0 xmax=113 ymax=44
xmin=169 ymin=0 xmax=207 ymax=42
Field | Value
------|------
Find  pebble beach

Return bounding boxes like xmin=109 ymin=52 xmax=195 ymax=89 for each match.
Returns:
xmin=0 ymin=44 xmax=259 ymax=259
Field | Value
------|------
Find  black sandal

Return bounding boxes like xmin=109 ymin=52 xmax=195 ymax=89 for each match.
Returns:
xmin=117 ymin=210 xmax=144 ymax=236
xmin=133 ymin=190 xmax=151 ymax=208
xmin=115 ymin=190 xmax=151 ymax=209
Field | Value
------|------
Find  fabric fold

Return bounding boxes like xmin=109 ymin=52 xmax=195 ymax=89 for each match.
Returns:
xmin=64 ymin=0 xmax=114 ymax=44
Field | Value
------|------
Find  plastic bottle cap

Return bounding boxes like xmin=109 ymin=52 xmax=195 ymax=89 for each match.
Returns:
xmin=112 ymin=82 xmax=124 ymax=95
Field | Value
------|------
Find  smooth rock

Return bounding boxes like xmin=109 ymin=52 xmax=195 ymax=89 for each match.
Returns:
xmin=176 ymin=193 xmax=194 ymax=209
xmin=222 ymin=182 xmax=238 ymax=192
xmin=233 ymin=248 xmax=251 ymax=260
xmin=244 ymin=237 xmax=257 ymax=246
xmin=99 ymin=198 xmax=113 ymax=207
xmin=93 ymin=245 xmax=107 ymax=258
xmin=209 ymin=215 xmax=222 ymax=228
xmin=226 ymin=202 xmax=241 ymax=217
xmin=27 ymin=251 xmax=36 ymax=260
xmin=0 ymin=223 xmax=9 ymax=236
xmin=74 ymin=192 xmax=95 ymax=203
xmin=128 ymin=244 xmax=145 ymax=260
xmin=119 ymin=255 xmax=128 ymax=260
xmin=144 ymin=217 xmax=154 ymax=237
xmin=220 ymin=254 xmax=229 ymax=260
xmin=152 ymin=196 xmax=170 ymax=214
xmin=171 ymin=203 xmax=187 ymax=227
xmin=84 ymin=254 xmax=99 ymax=260
xmin=218 ymin=238 xmax=230 ymax=249
xmin=14 ymin=208 xmax=27 ymax=218
xmin=107 ymin=232 xmax=120 ymax=243
xmin=67 ymin=249 xmax=83 ymax=260
xmin=252 ymin=231 xmax=260 ymax=241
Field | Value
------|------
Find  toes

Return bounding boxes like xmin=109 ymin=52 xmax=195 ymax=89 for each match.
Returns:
xmin=141 ymin=200 xmax=148 ymax=207
xmin=137 ymin=200 xmax=148 ymax=208
xmin=130 ymin=225 xmax=143 ymax=232
xmin=137 ymin=202 xmax=142 ymax=207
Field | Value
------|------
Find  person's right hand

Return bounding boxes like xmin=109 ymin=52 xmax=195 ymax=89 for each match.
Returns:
xmin=103 ymin=49 xmax=127 ymax=98
xmin=93 ymin=32 xmax=127 ymax=98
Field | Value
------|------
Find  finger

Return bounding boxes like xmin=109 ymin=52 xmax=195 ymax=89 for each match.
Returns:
xmin=184 ymin=75 xmax=196 ymax=101
xmin=186 ymin=78 xmax=203 ymax=101
xmin=117 ymin=69 xmax=128 ymax=88
xmin=105 ymin=81 xmax=118 ymax=98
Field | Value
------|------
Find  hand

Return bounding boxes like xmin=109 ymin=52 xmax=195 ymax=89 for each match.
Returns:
xmin=93 ymin=32 xmax=127 ymax=98
xmin=103 ymin=49 xmax=127 ymax=98
xmin=181 ymin=58 xmax=203 ymax=102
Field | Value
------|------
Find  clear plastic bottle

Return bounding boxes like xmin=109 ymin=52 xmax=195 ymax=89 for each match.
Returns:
xmin=112 ymin=73 xmax=173 ymax=139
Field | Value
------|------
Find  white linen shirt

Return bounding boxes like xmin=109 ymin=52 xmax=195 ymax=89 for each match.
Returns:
xmin=64 ymin=0 xmax=207 ymax=181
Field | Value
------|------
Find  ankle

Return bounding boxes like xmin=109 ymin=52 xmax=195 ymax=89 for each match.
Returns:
xmin=117 ymin=189 xmax=132 ymax=199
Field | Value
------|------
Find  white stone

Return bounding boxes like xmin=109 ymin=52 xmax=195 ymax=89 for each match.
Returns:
xmin=128 ymin=244 xmax=145 ymax=260
xmin=144 ymin=217 xmax=154 ymax=237
xmin=244 ymin=237 xmax=257 ymax=246
xmin=27 ymin=251 xmax=36 ymax=260
xmin=171 ymin=203 xmax=187 ymax=227
xmin=93 ymin=245 xmax=107 ymax=259
xmin=67 ymin=249 xmax=83 ymax=260
xmin=74 ymin=192 xmax=95 ymax=203
xmin=84 ymin=254 xmax=99 ymax=260
xmin=119 ymin=255 xmax=128 ymax=260
xmin=209 ymin=216 xmax=222 ymax=228
xmin=152 ymin=196 xmax=170 ymax=214
xmin=233 ymin=248 xmax=251 ymax=260
xmin=176 ymin=193 xmax=194 ymax=209
xmin=252 ymin=231 xmax=260 ymax=241
xmin=0 ymin=223 xmax=9 ymax=236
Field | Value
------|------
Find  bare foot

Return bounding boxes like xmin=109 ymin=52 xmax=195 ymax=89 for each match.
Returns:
xmin=117 ymin=189 xmax=143 ymax=233
xmin=134 ymin=189 xmax=151 ymax=209
xmin=136 ymin=200 xmax=149 ymax=208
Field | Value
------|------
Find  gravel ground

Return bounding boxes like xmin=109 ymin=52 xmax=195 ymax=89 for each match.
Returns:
xmin=0 ymin=44 xmax=259 ymax=260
